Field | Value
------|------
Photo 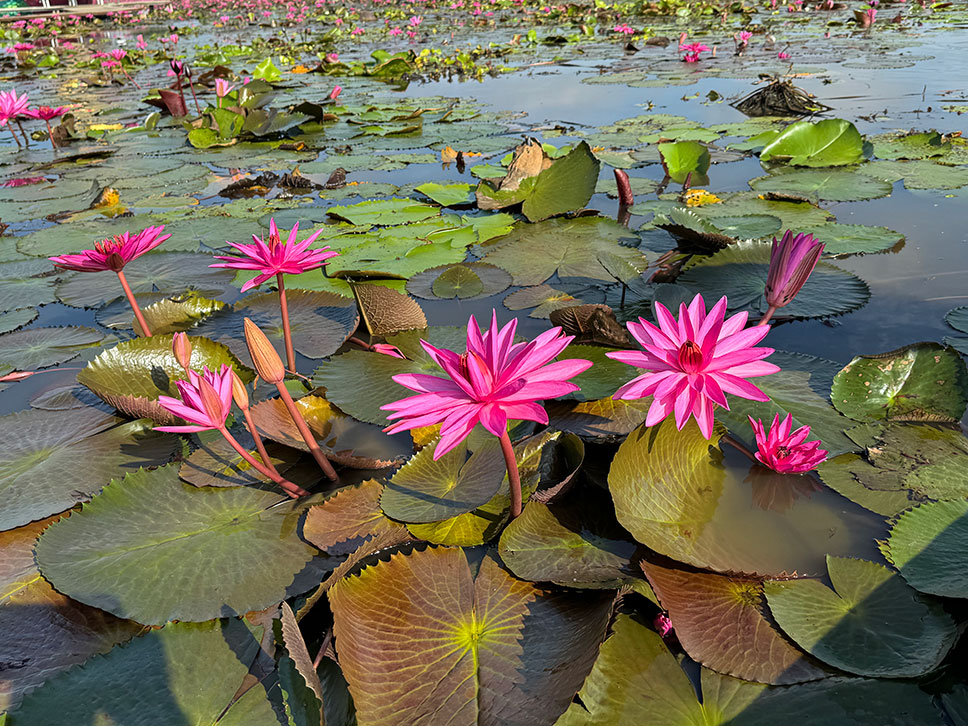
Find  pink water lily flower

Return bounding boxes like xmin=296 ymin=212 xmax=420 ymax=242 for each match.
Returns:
xmin=210 ymin=218 xmax=339 ymax=292
xmin=748 ymin=413 xmax=827 ymax=473
xmin=382 ymin=311 xmax=592 ymax=458
xmin=215 ymin=78 xmax=235 ymax=98
xmin=49 ymin=225 xmax=170 ymax=272
xmin=607 ymin=294 xmax=779 ymax=439
xmin=760 ymin=229 xmax=825 ymax=324
xmin=24 ymin=106 xmax=66 ymax=121
xmin=156 ymin=365 xmax=233 ymax=433
xmin=0 ymin=89 xmax=29 ymax=126
xmin=680 ymin=42 xmax=710 ymax=62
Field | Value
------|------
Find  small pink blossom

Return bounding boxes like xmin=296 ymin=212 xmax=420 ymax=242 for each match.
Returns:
xmin=748 ymin=413 xmax=827 ymax=473
xmin=654 ymin=613 xmax=674 ymax=638
xmin=329 ymin=85 xmax=342 ymax=100
xmin=136 ymin=34 xmax=147 ymax=50
xmin=155 ymin=365 xmax=234 ymax=433
xmin=389 ymin=26 xmax=402 ymax=35
xmin=49 ymin=226 xmax=171 ymax=273
xmin=778 ymin=50 xmax=791 ymax=59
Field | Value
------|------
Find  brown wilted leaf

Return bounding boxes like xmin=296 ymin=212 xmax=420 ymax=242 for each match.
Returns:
xmin=351 ymin=282 xmax=427 ymax=336
xmin=550 ymin=304 xmax=634 ymax=348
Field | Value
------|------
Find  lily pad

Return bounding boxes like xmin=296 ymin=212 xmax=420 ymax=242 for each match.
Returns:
xmin=77 ymin=334 xmax=253 ymax=424
xmin=415 ymin=182 xmax=475 ymax=207
xmin=764 ymin=555 xmax=957 ymax=677
xmin=800 ymin=223 xmax=903 ymax=256
xmin=658 ymin=140 xmax=711 ymax=184
xmin=303 ymin=479 xmax=410 ymax=557
xmin=749 ymin=168 xmax=893 ymax=202
xmin=607 ymin=420 xmax=884 ymax=577
xmin=407 ymin=262 xmax=511 ymax=300
xmin=329 ymin=546 xmax=613 ymax=726
xmin=944 ymin=306 xmax=968 ymax=355
xmin=0 ymin=308 xmax=38 ymax=335
xmin=35 ymin=465 xmax=329 ymax=625
xmin=883 ymin=499 xmax=968 ymax=598
xmin=0 ymin=326 xmax=105 ymax=370
xmin=830 ymin=343 xmax=968 ymax=423
xmin=678 ymin=241 xmax=870 ymax=320
xmin=327 ymin=197 xmax=440 ymax=226
xmin=760 ymin=119 xmax=866 ymax=167
xmin=871 ymin=131 xmax=951 ymax=161
xmin=547 ymin=397 xmax=651 ymax=443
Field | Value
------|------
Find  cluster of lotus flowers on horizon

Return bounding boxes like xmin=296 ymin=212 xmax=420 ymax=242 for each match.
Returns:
xmin=36 ymin=219 xmax=830 ymax=514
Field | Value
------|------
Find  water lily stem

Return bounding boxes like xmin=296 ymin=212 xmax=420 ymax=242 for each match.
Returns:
xmin=721 ymin=433 xmax=759 ymax=464
xmin=275 ymin=382 xmax=339 ymax=481
xmin=348 ymin=336 xmax=373 ymax=351
xmin=15 ymin=119 xmax=29 ymax=146
xmin=241 ymin=407 xmax=282 ymax=478
xmin=115 ymin=269 xmax=152 ymax=337
xmin=44 ymin=120 xmax=57 ymax=151
xmin=276 ymin=273 xmax=297 ymax=372
xmin=122 ymin=66 xmax=142 ymax=90
xmin=8 ymin=125 xmax=21 ymax=147
xmin=757 ymin=305 xmax=778 ymax=326
xmin=218 ymin=425 xmax=308 ymax=498
xmin=187 ymin=77 xmax=201 ymax=115
xmin=499 ymin=430 xmax=523 ymax=519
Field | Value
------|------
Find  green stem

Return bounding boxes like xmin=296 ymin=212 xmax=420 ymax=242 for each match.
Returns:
xmin=499 ymin=430 xmax=523 ymax=519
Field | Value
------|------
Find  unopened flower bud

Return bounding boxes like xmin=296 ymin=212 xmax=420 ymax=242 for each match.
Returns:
xmin=0 ymin=370 xmax=35 ymax=382
xmin=243 ymin=317 xmax=286 ymax=384
xmin=230 ymin=369 xmax=250 ymax=411
xmin=198 ymin=377 xmax=228 ymax=427
xmin=172 ymin=332 xmax=192 ymax=371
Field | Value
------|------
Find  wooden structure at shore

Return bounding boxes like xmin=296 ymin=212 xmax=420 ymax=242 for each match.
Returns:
xmin=0 ymin=0 xmax=168 ymax=21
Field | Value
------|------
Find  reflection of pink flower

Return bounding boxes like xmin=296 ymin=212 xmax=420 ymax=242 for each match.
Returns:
xmin=607 ymin=294 xmax=779 ymax=439
xmin=382 ymin=311 xmax=592 ymax=458
xmin=156 ymin=365 xmax=234 ymax=433
xmin=49 ymin=225 xmax=170 ymax=272
xmin=748 ymin=413 xmax=827 ymax=473
xmin=210 ymin=218 xmax=339 ymax=292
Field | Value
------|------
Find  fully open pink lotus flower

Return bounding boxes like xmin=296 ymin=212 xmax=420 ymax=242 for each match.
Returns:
xmin=382 ymin=311 xmax=592 ymax=457
xmin=748 ymin=413 xmax=827 ymax=473
xmin=49 ymin=225 xmax=170 ymax=272
xmin=680 ymin=42 xmax=710 ymax=62
xmin=210 ymin=218 xmax=339 ymax=292
xmin=607 ymin=294 xmax=779 ymax=439
xmin=761 ymin=229 xmax=825 ymax=324
xmin=24 ymin=106 xmax=66 ymax=121
xmin=156 ymin=365 xmax=233 ymax=433
xmin=0 ymin=89 xmax=29 ymax=126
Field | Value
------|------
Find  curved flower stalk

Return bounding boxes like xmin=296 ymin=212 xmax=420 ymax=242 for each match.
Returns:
xmin=760 ymin=229 xmax=825 ymax=325
xmin=748 ymin=413 xmax=827 ymax=473
xmin=607 ymin=294 xmax=779 ymax=439
xmin=24 ymin=105 xmax=66 ymax=150
xmin=243 ymin=317 xmax=339 ymax=482
xmin=0 ymin=89 xmax=30 ymax=146
xmin=381 ymin=311 xmax=592 ymax=518
xmin=49 ymin=225 xmax=171 ymax=337
xmin=155 ymin=364 xmax=307 ymax=498
xmin=211 ymin=218 xmax=339 ymax=372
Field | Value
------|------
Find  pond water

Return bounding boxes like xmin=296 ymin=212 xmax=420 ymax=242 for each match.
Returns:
xmin=2 ymin=2 xmax=968 ymax=723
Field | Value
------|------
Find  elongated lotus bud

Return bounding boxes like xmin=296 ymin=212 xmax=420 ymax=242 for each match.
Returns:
xmin=198 ymin=377 xmax=229 ymax=428
xmin=765 ymin=230 xmax=825 ymax=309
xmin=613 ymin=169 xmax=634 ymax=207
xmin=172 ymin=332 xmax=192 ymax=372
xmin=243 ymin=317 xmax=286 ymax=384
xmin=230 ymin=369 xmax=250 ymax=411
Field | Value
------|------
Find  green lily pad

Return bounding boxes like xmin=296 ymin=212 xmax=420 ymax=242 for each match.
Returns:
xmin=595 ymin=174 xmax=659 ymax=198
xmin=830 ymin=343 xmax=968 ymax=423
xmin=0 ymin=276 xmax=55 ymax=313
xmin=557 ymin=613 xmax=942 ymax=726
xmin=800 ymin=223 xmax=904 ymax=256
xmin=558 ymin=344 xmax=637 ymax=402
xmin=406 ymin=262 xmax=511 ymax=300
xmin=0 ymin=515 xmax=142 ymax=713
xmin=329 ymin=546 xmax=613 ymax=726
xmin=192 ymin=289 xmax=359 ymax=366
xmin=678 ymin=240 xmax=870 ymax=320
xmin=97 ymin=291 xmax=226 ymax=334
xmin=691 ymin=192 xmax=834 ymax=229
xmin=944 ymin=306 xmax=968 ymax=354
xmin=415 ymin=182 xmax=475 ymax=207
xmin=883 ymin=499 xmax=968 ymax=598
xmin=547 ymin=397 xmax=651 ymax=443
xmin=703 ymin=214 xmax=783 ymax=240
xmin=817 ymin=453 xmax=915 ymax=517
xmin=327 ymin=197 xmax=440 ymax=226
xmin=8 ymin=619 xmax=279 ymax=725
xmin=0 ymin=326 xmax=105 ymax=370
xmin=860 ymin=160 xmax=968 ymax=191
xmin=749 ymin=168 xmax=893 ymax=202
xmin=871 ymin=131 xmax=951 ymax=161
xmin=381 ymin=438 xmax=506 ymax=523
xmin=658 ymin=140 xmax=711 ymax=184
xmin=77 ymin=334 xmax=254 ymax=424
xmin=0 ymin=408 xmax=177 ymax=531
xmin=35 ymin=465 xmax=329 ymax=625
xmin=481 ymin=216 xmax=647 ymax=286
xmin=764 ymin=555 xmax=957 ymax=677
xmin=760 ymin=119 xmax=866 ymax=167
xmin=642 ymin=561 xmax=827 ymax=685
xmin=608 ymin=420 xmax=884 ymax=577
xmin=0 ymin=308 xmax=38 ymax=335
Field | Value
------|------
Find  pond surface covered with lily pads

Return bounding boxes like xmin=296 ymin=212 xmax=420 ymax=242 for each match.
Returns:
xmin=3 ymin=0 xmax=968 ymax=724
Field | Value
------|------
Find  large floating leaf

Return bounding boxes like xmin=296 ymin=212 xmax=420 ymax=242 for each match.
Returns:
xmin=56 ymin=252 xmax=236 ymax=308
xmin=689 ymin=191 xmax=834 ymax=230
xmin=499 ymin=495 xmax=639 ymax=589
xmin=0 ymin=408 xmax=178 ymax=531
xmin=8 ymin=619 xmax=279 ymax=725
xmin=0 ymin=515 xmax=142 ymax=713
xmin=0 ymin=277 xmax=55 ymax=313
xmin=327 ymin=197 xmax=440 ymax=226
xmin=678 ymin=240 xmax=870 ymax=320
xmin=303 ymin=479 xmax=410 ymax=557
xmin=250 ymin=394 xmax=410 ymax=469
xmin=642 ymin=561 xmax=827 ymax=685
xmin=77 ymin=333 xmax=254 ymax=424
xmin=831 ymin=343 xmax=968 ymax=423
xmin=800 ymin=223 xmax=903 ymax=256
xmin=765 ymin=555 xmax=957 ymax=677
xmin=547 ymin=396 xmax=650 ymax=443
xmin=381 ymin=438 xmax=506 ymax=523
xmin=871 ymin=131 xmax=951 ymax=161
xmin=179 ymin=427 xmax=306 ymax=489
xmin=193 ymin=289 xmax=359 ymax=366
xmin=607 ymin=420 xmax=884 ymax=576
xmin=883 ymin=499 xmax=968 ymax=598
xmin=556 ymin=614 xmax=942 ymax=726
xmin=35 ymin=466 xmax=328 ymax=625
xmin=406 ymin=262 xmax=511 ymax=300
xmin=415 ymin=181 xmax=474 ymax=206
xmin=0 ymin=326 xmax=105 ymax=370
xmin=481 ymin=216 xmax=647 ymax=286
xmin=817 ymin=453 xmax=914 ymax=517
xmin=329 ymin=546 xmax=613 ymax=726
xmin=749 ymin=168 xmax=893 ymax=202
xmin=944 ymin=305 xmax=968 ymax=355
xmin=759 ymin=119 xmax=866 ymax=167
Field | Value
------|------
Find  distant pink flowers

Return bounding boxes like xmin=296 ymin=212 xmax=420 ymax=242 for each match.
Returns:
xmin=156 ymin=365 xmax=234 ymax=433
xmin=608 ymin=294 xmax=779 ymax=439
xmin=748 ymin=413 xmax=827 ymax=473
xmin=612 ymin=24 xmax=635 ymax=35
xmin=778 ymin=50 xmax=791 ymax=60
xmin=408 ymin=15 xmax=422 ymax=25
xmin=210 ymin=218 xmax=339 ymax=291
xmin=24 ymin=106 xmax=65 ymax=121
xmin=49 ymin=226 xmax=170 ymax=273
xmin=680 ymin=42 xmax=710 ymax=63
xmin=382 ymin=311 xmax=592 ymax=457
